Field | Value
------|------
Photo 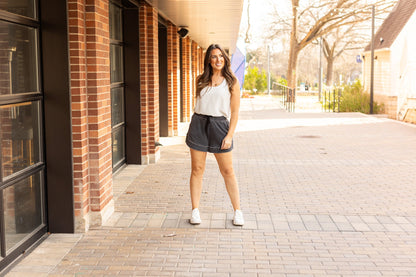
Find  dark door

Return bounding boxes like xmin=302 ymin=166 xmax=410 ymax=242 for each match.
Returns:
xmin=158 ymin=22 xmax=169 ymax=137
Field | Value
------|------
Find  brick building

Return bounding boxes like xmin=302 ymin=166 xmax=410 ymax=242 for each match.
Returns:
xmin=0 ymin=0 xmax=243 ymax=271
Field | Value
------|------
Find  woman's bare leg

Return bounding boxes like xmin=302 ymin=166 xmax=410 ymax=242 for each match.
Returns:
xmin=190 ymin=148 xmax=207 ymax=209
xmin=214 ymin=151 xmax=240 ymax=210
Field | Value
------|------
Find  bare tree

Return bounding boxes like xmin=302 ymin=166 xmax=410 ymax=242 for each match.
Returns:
xmin=297 ymin=44 xmax=319 ymax=86
xmin=322 ymin=24 xmax=367 ymax=86
xmin=245 ymin=0 xmax=251 ymax=43
xmin=284 ymin=0 xmax=396 ymax=90
xmin=322 ymin=2 xmax=395 ymax=87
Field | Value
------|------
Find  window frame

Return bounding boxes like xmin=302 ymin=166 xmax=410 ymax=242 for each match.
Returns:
xmin=109 ymin=1 xmax=126 ymax=172
xmin=0 ymin=3 xmax=47 ymax=266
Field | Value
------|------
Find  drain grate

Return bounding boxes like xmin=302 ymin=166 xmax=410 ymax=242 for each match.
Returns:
xmin=297 ymin=135 xmax=321 ymax=139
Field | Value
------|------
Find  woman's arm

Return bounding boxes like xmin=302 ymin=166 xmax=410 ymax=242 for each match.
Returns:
xmin=221 ymin=79 xmax=241 ymax=149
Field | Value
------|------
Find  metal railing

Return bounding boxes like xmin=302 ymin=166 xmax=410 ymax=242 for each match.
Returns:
xmin=322 ymin=87 xmax=342 ymax=112
xmin=275 ymin=83 xmax=296 ymax=112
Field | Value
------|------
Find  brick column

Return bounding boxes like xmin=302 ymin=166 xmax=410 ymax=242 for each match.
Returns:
xmin=167 ymin=22 xmax=173 ymax=136
xmin=180 ymin=38 xmax=187 ymax=122
xmin=181 ymin=37 xmax=192 ymax=122
xmin=191 ymin=41 xmax=198 ymax=109
xmin=68 ymin=0 xmax=114 ymax=232
xmin=85 ymin=0 xmax=113 ymax=229
xmin=68 ymin=0 xmax=89 ymax=232
xmin=167 ymin=22 xmax=180 ymax=136
xmin=139 ymin=2 xmax=160 ymax=164
xmin=199 ymin=47 xmax=204 ymax=75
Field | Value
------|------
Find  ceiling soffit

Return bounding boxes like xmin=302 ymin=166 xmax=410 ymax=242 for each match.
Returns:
xmin=146 ymin=0 xmax=243 ymax=53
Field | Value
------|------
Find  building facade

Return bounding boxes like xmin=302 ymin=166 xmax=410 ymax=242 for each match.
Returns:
xmin=0 ymin=0 xmax=243 ymax=271
xmin=362 ymin=0 xmax=416 ymax=122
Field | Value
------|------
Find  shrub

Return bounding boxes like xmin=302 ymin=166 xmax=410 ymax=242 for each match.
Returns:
xmin=338 ymin=80 xmax=384 ymax=114
xmin=277 ymin=77 xmax=287 ymax=87
xmin=243 ymin=66 xmax=267 ymax=93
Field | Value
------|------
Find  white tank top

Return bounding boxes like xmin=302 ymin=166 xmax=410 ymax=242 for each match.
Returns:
xmin=194 ymin=79 xmax=231 ymax=118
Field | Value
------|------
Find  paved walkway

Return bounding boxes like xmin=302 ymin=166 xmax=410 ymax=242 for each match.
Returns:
xmin=5 ymin=96 xmax=416 ymax=276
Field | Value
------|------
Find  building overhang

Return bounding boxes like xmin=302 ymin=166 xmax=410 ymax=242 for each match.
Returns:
xmin=146 ymin=0 xmax=244 ymax=54
xmin=362 ymin=47 xmax=391 ymax=55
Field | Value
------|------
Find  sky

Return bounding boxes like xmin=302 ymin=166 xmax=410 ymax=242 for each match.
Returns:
xmin=237 ymin=0 xmax=394 ymax=54
xmin=238 ymin=0 xmax=291 ymax=52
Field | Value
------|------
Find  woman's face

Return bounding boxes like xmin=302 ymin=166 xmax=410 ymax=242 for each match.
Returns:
xmin=209 ymin=48 xmax=224 ymax=72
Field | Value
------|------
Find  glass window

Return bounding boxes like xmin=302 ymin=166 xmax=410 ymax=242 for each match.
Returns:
xmin=0 ymin=0 xmax=36 ymax=19
xmin=3 ymin=172 xmax=43 ymax=253
xmin=109 ymin=1 xmax=125 ymax=171
xmin=109 ymin=3 xmax=122 ymax=41
xmin=112 ymin=126 xmax=125 ymax=167
xmin=111 ymin=87 xmax=124 ymax=126
xmin=110 ymin=44 xmax=123 ymax=83
xmin=0 ymin=21 xmax=39 ymax=95
xmin=0 ymin=101 xmax=42 ymax=178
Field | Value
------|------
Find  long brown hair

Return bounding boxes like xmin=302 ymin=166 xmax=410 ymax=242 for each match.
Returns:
xmin=196 ymin=44 xmax=236 ymax=97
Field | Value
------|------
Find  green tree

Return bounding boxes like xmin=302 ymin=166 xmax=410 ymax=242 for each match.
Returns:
xmin=243 ymin=66 xmax=267 ymax=93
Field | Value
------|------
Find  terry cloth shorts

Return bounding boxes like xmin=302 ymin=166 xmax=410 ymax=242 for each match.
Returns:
xmin=186 ymin=113 xmax=233 ymax=153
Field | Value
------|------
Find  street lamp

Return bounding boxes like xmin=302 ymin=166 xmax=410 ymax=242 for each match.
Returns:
xmin=370 ymin=4 xmax=375 ymax=114
xmin=319 ymin=37 xmax=322 ymax=102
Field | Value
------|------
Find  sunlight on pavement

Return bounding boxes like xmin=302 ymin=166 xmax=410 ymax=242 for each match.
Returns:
xmin=160 ymin=116 xmax=389 ymax=145
xmin=160 ymin=96 xmax=392 ymax=145
xmin=236 ymin=116 xmax=389 ymax=133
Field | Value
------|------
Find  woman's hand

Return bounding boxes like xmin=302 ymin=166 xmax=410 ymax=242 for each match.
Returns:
xmin=221 ymin=135 xmax=233 ymax=150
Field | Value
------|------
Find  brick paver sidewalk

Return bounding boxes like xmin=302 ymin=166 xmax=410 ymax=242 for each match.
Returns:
xmin=6 ymin=96 xmax=416 ymax=276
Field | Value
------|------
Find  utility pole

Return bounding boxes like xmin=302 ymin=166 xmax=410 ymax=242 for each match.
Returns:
xmin=267 ymin=45 xmax=270 ymax=94
xmin=370 ymin=5 xmax=375 ymax=114
xmin=318 ymin=38 xmax=322 ymax=102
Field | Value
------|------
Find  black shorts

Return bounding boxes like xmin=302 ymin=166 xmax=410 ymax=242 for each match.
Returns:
xmin=186 ymin=113 xmax=233 ymax=153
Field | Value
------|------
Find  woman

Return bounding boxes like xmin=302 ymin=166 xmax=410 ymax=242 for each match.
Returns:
xmin=186 ymin=44 xmax=244 ymax=226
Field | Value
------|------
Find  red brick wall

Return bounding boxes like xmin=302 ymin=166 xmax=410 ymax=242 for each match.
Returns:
xmin=68 ymin=0 xmax=89 ymax=231
xmin=199 ymin=48 xmax=204 ymax=75
xmin=139 ymin=2 xmax=160 ymax=163
xmin=85 ymin=0 xmax=113 ymax=219
xmin=68 ymin=0 xmax=113 ymax=232
xmin=181 ymin=37 xmax=192 ymax=122
xmin=66 ymin=0 xmax=206 ymax=231
xmin=180 ymin=38 xmax=187 ymax=122
xmin=167 ymin=22 xmax=180 ymax=136
xmin=191 ymin=41 xmax=198 ymax=108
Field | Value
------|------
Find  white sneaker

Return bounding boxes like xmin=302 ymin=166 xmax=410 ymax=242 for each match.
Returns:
xmin=190 ymin=208 xmax=201 ymax=225
xmin=233 ymin=209 xmax=244 ymax=226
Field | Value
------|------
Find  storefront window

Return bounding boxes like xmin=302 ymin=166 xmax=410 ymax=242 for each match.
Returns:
xmin=110 ymin=2 xmax=125 ymax=171
xmin=0 ymin=1 xmax=45 ymax=269
xmin=112 ymin=126 xmax=125 ymax=168
xmin=3 ymin=172 xmax=43 ymax=253
xmin=109 ymin=2 xmax=122 ymax=41
xmin=0 ymin=101 xmax=42 ymax=178
xmin=0 ymin=21 xmax=39 ymax=95
xmin=0 ymin=0 xmax=37 ymax=19
xmin=111 ymin=87 xmax=124 ymax=126
xmin=110 ymin=44 xmax=123 ymax=83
